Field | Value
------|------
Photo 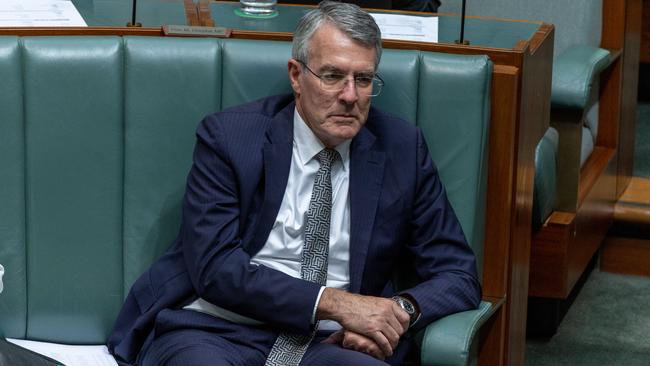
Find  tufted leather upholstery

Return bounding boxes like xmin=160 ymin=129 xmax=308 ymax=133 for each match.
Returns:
xmin=0 ymin=36 xmax=491 ymax=365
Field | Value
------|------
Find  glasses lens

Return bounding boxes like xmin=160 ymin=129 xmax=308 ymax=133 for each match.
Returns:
xmin=369 ymin=78 xmax=383 ymax=97
xmin=312 ymin=68 xmax=383 ymax=97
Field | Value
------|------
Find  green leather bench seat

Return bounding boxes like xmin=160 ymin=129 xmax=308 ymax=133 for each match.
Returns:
xmin=531 ymin=46 xmax=612 ymax=225
xmin=551 ymin=46 xmax=611 ymax=110
xmin=533 ymin=127 xmax=559 ymax=228
xmin=0 ymin=36 xmax=491 ymax=365
xmin=552 ymin=45 xmax=611 ymax=169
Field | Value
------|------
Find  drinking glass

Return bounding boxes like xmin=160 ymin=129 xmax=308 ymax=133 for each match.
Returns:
xmin=239 ymin=0 xmax=278 ymax=16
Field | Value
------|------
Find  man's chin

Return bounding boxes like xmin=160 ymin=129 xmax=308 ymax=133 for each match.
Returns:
xmin=333 ymin=126 xmax=361 ymax=141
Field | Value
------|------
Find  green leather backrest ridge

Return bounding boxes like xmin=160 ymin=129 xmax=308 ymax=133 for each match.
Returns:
xmin=0 ymin=36 xmax=27 ymax=339
xmin=0 ymin=36 xmax=490 ymax=343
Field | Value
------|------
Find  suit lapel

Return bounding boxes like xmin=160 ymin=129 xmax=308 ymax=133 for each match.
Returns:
xmin=249 ymin=103 xmax=294 ymax=255
xmin=349 ymin=127 xmax=385 ymax=294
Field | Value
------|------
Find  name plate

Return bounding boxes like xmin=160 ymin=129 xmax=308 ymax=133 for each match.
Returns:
xmin=163 ymin=25 xmax=232 ymax=38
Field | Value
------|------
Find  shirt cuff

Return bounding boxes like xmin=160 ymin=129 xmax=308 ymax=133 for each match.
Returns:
xmin=312 ymin=286 xmax=327 ymax=324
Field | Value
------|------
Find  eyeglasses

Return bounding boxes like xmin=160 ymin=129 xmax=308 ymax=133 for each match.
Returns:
xmin=297 ymin=60 xmax=385 ymax=97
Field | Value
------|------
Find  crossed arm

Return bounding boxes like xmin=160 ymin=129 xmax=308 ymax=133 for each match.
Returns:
xmin=317 ymin=288 xmax=412 ymax=360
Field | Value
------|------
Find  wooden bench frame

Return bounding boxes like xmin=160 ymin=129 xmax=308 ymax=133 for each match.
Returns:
xmin=527 ymin=0 xmax=642 ymax=335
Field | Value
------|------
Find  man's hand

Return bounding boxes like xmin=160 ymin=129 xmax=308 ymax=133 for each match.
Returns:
xmin=322 ymin=329 xmax=389 ymax=360
xmin=316 ymin=288 xmax=410 ymax=356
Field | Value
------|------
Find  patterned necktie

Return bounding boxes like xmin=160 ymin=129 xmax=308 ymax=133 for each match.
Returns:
xmin=265 ymin=148 xmax=339 ymax=366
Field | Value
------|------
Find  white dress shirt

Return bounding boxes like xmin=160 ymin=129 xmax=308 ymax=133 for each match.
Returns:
xmin=185 ymin=109 xmax=351 ymax=331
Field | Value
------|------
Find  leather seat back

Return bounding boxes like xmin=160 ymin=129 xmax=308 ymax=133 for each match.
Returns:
xmin=0 ymin=36 xmax=490 ymax=343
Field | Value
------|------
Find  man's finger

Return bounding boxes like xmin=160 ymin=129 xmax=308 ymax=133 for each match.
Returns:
xmin=321 ymin=330 xmax=344 ymax=344
xmin=376 ymin=300 xmax=407 ymax=338
xmin=381 ymin=322 xmax=401 ymax=350
xmin=366 ymin=330 xmax=393 ymax=357
xmin=342 ymin=331 xmax=390 ymax=360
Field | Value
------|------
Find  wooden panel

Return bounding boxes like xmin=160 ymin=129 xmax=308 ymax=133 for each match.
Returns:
xmin=200 ymin=0 xmax=215 ymax=27
xmin=602 ymin=0 xmax=627 ymax=49
xmin=482 ymin=66 xmax=519 ymax=299
xmin=479 ymin=67 xmax=518 ymax=366
xmin=597 ymin=52 xmax=622 ymax=150
xmin=552 ymin=109 xmax=584 ymax=212
xmin=479 ymin=298 xmax=506 ymax=366
xmin=578 ymin=147 xmax=617 ymax=205
xmin=641 ymin=0 xmax=650 ymax=63
xmin=614 ymin=176 xmax=650 ymax=225
xmin=601 ymin=237 xmax=650 ymax=276
xmin=529 ymin=213 xmax=573 ymax=298
xmin=503 ymin=25 xmax=554 ymax=366
xmin=185 ymin=0 xmax=200 ymax=26
xmin=567 ymin=156 xmax=616 ymax=290
xmin=617 ymin=0 xmax=642 ymax=197
xmin=0 ymin=27 xmax=165 ymax=37
xmin=602 ymin=0 xmax=642 ymax=197
xmin=617 ymin=176 xmax=650 ymax=202
xmin=615 ymin=204 xmax=650 ymax=225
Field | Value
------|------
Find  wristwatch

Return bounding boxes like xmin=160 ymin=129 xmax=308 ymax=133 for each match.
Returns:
xmin=392 ymin=295 xmax=420 ymax=327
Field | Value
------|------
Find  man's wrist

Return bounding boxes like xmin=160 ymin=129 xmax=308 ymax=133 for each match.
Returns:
xmin=391 ymin=295 xmax=421 ymax=328
xmin=315 ymin=287 xmax=340 ymax=322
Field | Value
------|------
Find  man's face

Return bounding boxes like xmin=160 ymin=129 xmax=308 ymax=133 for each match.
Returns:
xmin=288 ymin=23 xmax=377 ymax=148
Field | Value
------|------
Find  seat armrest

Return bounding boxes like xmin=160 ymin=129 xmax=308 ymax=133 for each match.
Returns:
xmin=532 ymin=127 xmax=559 ymax=229
xmin=420 ymin=300 xmax=497 ymax=366
xmin=551 ymin=45 xmax=611 ymax=110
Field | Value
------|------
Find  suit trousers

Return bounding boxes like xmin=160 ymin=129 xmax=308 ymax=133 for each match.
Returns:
xmin=138 ymin=309 xmax=417 ymax=366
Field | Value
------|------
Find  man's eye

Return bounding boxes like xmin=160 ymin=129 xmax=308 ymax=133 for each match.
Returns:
xmin=321 ymin=73 xmax=345 ymax=83
xmin=355 ymin=77 xmax=373 ymax=87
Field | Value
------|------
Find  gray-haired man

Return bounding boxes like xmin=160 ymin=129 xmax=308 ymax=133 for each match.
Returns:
xmin=107 ymin=2 xmax=479 ymax=365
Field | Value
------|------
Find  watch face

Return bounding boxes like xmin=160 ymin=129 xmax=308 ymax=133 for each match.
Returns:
xmin=402 ymin=300 xmax=415 ymax=314
xmin=393 ymin=296 xmax=415 ymax=315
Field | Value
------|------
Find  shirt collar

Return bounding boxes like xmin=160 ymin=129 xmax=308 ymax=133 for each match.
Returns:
xmin=293 ymin=108 xmax=351 ymax=171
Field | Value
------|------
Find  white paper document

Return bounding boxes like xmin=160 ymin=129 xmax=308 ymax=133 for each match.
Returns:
xmin=370 ymin=13 xmax=438 ymax=43
xmin=0 ymin=1 xmax=87 ymax=27
xmin=7 ymin=338 xmax=118 ymax=366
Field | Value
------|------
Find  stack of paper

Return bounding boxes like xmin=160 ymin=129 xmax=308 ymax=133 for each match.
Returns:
xmin=7 ymin=338 xmax=118 ymax=366
xmin=0 ymin=0 xmax=87 ymax=27
xmin=370 ymin=13 xmax=438 ymax=43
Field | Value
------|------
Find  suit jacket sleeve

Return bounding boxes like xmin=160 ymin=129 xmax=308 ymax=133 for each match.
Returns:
xmin=400 ymin=129 xmax=482 ymax=332
xmin=180 ymin=115 xmax=321 ymax=334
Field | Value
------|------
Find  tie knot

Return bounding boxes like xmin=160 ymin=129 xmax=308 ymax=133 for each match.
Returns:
xmin=316 ymin=148 xmax=339 ymax=167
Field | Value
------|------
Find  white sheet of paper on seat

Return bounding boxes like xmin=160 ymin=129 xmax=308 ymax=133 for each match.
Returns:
xmin=0 ymin=264 xmax=4 ymax=293
xmin=0 ymin=1 xmax=87 ymax=27
xmin=370 ymin=13 xmax=438 ymax=43
xmin=7 ymin=338 xmax=118 ymax=366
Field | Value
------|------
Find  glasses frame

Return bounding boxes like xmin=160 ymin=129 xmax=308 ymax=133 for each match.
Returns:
xmin=296 ymin=60 xmax=385 ymax=97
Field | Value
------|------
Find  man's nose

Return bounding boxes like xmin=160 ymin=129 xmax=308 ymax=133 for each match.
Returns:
xmin=338 ymin=77 xmax=359 ymax=104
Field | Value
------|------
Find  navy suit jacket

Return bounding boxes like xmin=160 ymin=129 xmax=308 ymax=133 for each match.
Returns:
xmin=107 ymin=94 xmax=480 ymax=364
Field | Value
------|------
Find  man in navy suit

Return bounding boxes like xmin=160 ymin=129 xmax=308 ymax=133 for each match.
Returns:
xmin=108 ymin=2 xmax=480 ymax=365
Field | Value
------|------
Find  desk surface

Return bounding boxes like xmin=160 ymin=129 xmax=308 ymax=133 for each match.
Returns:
xmin=210 ymin=1 xmax=541 ymax=50
xmin=71 ymin=0 xmax=188 ymax=28
xmin=22 ymin=1 xmax=542 ymax=51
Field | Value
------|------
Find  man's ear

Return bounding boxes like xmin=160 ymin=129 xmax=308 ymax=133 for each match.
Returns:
xmin=288 ymin=59 xmax=302 ymax=96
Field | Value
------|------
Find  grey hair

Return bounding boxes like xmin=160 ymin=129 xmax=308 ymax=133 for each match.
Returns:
xmin=292 ymin=1 xmax=382 ymax=69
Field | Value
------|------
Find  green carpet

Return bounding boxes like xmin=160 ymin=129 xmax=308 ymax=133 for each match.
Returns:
xmin=526 ymin=270 xmax=650 ymax=365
